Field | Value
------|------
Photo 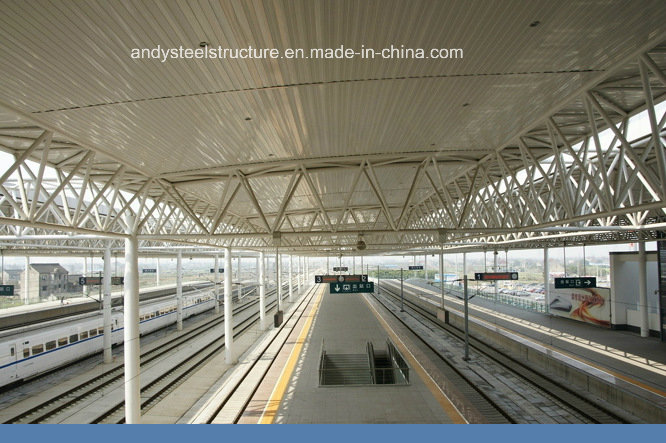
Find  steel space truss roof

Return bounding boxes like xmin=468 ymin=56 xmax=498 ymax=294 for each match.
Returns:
xmin=0 ymin=1 xmax=665 ymax=255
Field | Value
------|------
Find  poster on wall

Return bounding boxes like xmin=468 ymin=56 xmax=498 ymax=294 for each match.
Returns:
xmin=549 ymin=285 xmax=611 ymax=327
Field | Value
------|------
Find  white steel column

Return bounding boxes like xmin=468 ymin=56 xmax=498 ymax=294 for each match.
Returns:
xmin=353 ymin=256 xmax=356 ymax=274
xmin=103 ymin=241 xmax=112 ymax=364
xmin=361 ymin=256 xmax=364 ymax=275
xmin=236 ymin=255 xmax=241 ymax=282
xmin=156 ymin=258 xmax=160 ymax=286
xmin=439 ymin=249 xmax=444 ymax=309
xmin=83 ymin=256 xmax=88 ymax=294
xmin=493 ymin=250 xmax=499 ymax=300
xmin=224 ymin=247 xmax=233 ymax=364
xmin=288 ymin=255 xmax=293 ymax=301
xmin=214 ymin=254 xmax=220 ymax=314
xmin=259 ymin=251 xmax=266 ymax=325
xmin=123 ymin=215 xmax=140 ymax=424
xmin=462 ymin=253 xmax=467 ymax=277
xmin=326 ymin=255 xmax=329 ymax=274
xmin=638 ymin=241 xmax=649 ymax=337
xmin=23 ymin=256 xmax=29 ymax=304
xmin=297 ymin=255 xmax=301 ymax=294
xmin=277 ymin=252 xmax=282 ymax=312
xmin=544 ymin=248 xmax=550 ymax=313
xmin=176 ymin=250 xmax=183 ymax=331
xmin=425 ymin=254 xmax=428 ymax=280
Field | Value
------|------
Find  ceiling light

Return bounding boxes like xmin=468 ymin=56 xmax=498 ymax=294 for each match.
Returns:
xmin=529 ymin=21 xmax=541 ymax=27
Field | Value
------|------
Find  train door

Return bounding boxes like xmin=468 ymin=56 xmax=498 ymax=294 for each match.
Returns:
xmin=4 ymin=343 xmax=18 ymax=381
xmin=18 ymin=340 xmax=34 ymax=374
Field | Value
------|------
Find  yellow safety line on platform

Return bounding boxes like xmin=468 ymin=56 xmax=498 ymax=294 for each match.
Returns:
xmin=258 ymin=286 xmax=324 ymax=424
xmin=363 ymin=294 xmax=468 ymax=424
xmin=394 ymin=281 xmax=666 ymax=398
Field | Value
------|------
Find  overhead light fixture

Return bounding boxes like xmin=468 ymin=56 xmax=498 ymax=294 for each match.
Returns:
xmin=529 ymin=21 xmax=541 ymax=27
xmin=356 ymin=234 xmax=367 ymax=251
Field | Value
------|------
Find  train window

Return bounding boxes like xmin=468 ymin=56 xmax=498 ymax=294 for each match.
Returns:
xmin=98 ymin=328 xmax=104 ymax=335
xmin=32 ymin=344 xmax=44 ymax=355
xmin=69 ymin=334 xmax=79 ymax=343
xmin=45 ymin=341 xmax=56 ymax=351
xmin=89 ymin=329 xmax=97 ymax=337
xmin=23 ymin=349 xmax=30 ymax=358
xmin=10 ymin=346 xmax=15 ymax=357
xmin=80 ymin=331 xmax=88 ymax=339
xmin=58 ymin=337 xmax=68 ymax=347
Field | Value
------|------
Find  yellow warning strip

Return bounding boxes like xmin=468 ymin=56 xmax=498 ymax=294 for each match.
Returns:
xmin=258 ymin=286 xmax=324 ymax=424
xmin=363 ymin=295 xmax=468 ymax=424
xmin=475 ymin=315 xmax=666 ymax=398
xmin=396 ymin=281 xmax=666 ymax=398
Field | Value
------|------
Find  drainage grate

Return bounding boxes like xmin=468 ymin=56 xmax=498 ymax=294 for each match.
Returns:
xmin=319 ymin=339 xmax=409 ymax=386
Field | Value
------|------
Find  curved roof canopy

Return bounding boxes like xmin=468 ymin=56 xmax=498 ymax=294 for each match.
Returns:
xmin=0 ymin=0 xmax=665 ymax=255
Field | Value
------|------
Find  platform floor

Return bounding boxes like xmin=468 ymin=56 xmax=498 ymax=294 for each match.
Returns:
xmin=398 ymin=279 xmax=666 ymax=394
xmin=238 ymin=286 xmax=465 ymax=424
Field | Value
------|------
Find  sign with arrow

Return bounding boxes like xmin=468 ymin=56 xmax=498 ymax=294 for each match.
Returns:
xmin=329 ymin=281 xmax=374 ymax=294
xmin=554 ymin=277 xmax=597 ymax=289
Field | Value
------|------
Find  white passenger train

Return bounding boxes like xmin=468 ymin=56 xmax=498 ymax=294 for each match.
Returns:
xmin=0 ymin=289 xmax=216 ymax=389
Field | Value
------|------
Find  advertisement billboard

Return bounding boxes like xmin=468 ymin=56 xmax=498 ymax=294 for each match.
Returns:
xmin=549 ymin=285 xmax=611 ymax=327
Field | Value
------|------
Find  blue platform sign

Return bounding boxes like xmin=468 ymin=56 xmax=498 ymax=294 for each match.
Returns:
xmin=329 ymin=281 xmax=374 ymax=294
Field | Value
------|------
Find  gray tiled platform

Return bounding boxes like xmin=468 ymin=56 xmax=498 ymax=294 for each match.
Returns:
xmin=399 ymin=279 xmax=666 ymax=392
xmin=274 ymin=288 xmax=456 ymax=424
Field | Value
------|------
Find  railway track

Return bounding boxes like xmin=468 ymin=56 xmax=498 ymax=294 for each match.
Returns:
xmin=376 ymin=281 xmax=632 ymax=424
xmin=204 ymin=284 xmax=320 ymax=424
xmin=2 ymin=285 xmax=289 ymax=424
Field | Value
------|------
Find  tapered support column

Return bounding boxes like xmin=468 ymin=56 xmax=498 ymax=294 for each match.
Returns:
xmin=259 ymin=251 xmax=266 ymax=325
xmin=123 ymin=216 xmax=140 ymax=424
xmin=225 ymin=247 xmax=233 ymax=364
xmin=639 ymin=241 xmax=649 ymax=337
xmin=103 ymin=241 xmax=112 ymax=364
xmin=214 ymin=254 xmax=220 ymax=314
xmin=176 ymin=251 xmax=183 ymax=331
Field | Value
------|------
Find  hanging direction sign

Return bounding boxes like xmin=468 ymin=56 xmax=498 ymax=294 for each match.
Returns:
xmin=111 ymin=277 xmax=125 ymax=285
xmin=210 ymin=268 xmax=224 ymax=273
xmin=333 ymin=266 xmax=348 ymax=272
xmin=554 ymin=277 xmax=597 ymax=289
xmin=316 ymin=274 xmax=368 ymax=283
xmin=474 ymin=272 xmax=519 ymax=281
xmin=142 ymin=268 xmax=157 ymax=274
xmin=79 ymin=276 xmax=102 ymax=285
xmin=0 ymin=285 xmax=14 ymax=296
xmin=329 ymin=281 xmax=374 ymax=294
xmin=408 ymin=265 xmax=424 ymax=270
